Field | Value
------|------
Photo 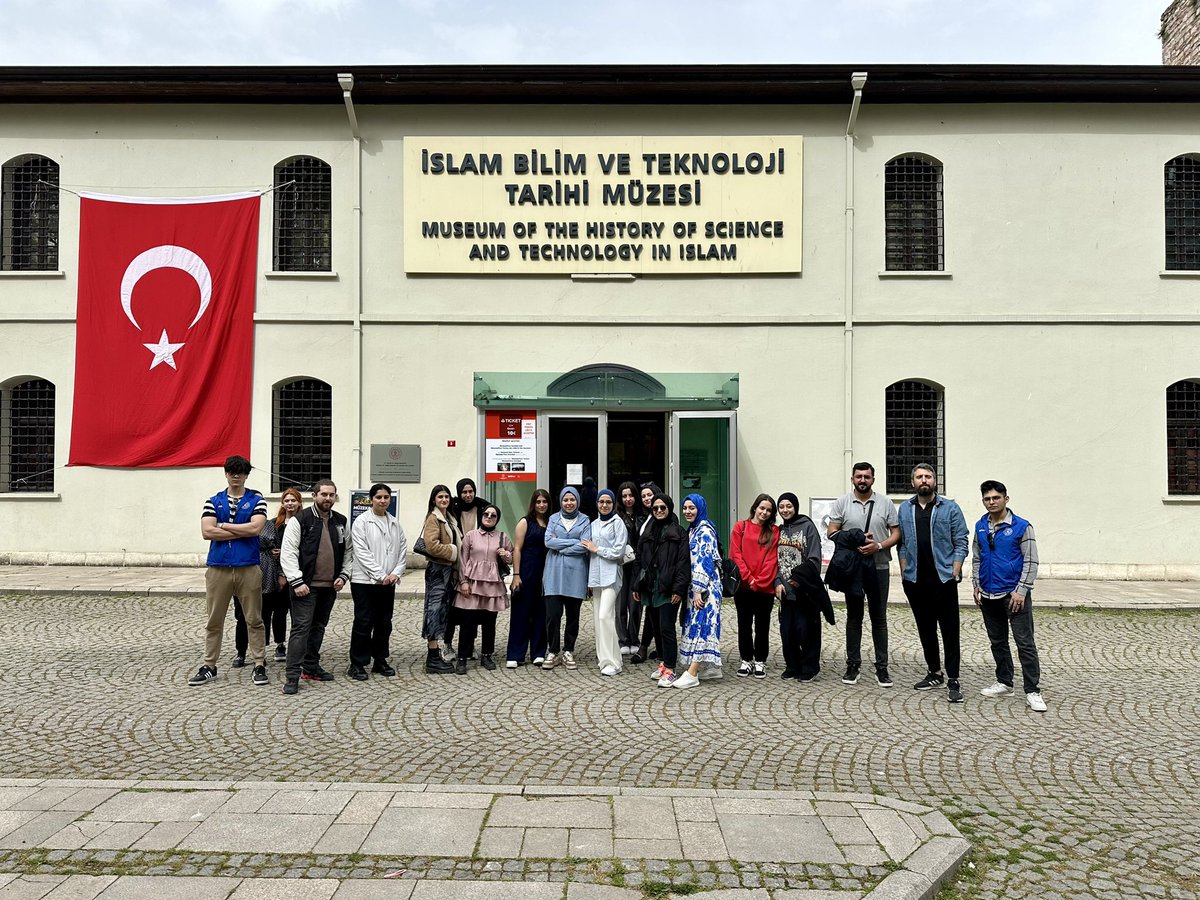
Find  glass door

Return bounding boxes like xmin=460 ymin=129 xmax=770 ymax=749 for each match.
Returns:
xmin=539 ymin=412 xmax=607 ymax=515
xmin=669 ymin=411 xmax=737 ymax=541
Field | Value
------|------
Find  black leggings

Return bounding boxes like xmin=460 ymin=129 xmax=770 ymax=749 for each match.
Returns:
xmin=734 ymin=587 xmax=774 ymax=662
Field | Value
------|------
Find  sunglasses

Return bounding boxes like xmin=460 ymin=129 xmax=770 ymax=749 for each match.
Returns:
xmin=652 ymin=504 xmax=668 ymax=512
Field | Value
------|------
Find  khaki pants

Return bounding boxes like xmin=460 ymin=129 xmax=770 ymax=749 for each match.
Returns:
xmin=205 ymin=566 xmax=265 ymax=667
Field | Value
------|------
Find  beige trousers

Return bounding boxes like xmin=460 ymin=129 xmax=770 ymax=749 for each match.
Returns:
xmin=204 ymin=565 xmax=265 ymax=668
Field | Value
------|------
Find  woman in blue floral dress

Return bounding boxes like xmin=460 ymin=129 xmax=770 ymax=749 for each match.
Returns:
xmin=672 ymin=493 xmax=723 ymax=689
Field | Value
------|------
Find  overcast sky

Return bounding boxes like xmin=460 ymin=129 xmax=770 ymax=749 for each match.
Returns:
xmin=0 ymin=0 xmax=1171 ymax=67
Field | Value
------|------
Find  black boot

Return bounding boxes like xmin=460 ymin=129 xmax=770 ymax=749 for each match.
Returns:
xmin=455 ymin=658 xmax=468 ymax=675
xmin=425 ymin=648 xmax=453 ymax=674
xmin=480 ymin=654 xmax=497 ymax=671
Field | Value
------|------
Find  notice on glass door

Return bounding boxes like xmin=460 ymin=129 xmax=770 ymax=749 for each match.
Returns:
xmin=565 ymin=464 xmax=584 ymax=484
xmin=485 ymin=410 xmax=537 ymax=482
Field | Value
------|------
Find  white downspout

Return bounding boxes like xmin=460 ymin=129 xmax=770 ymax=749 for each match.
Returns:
xmin=338 ymin=73 xmax=365 ymax=486
xmin=843 ymin=72 xmax=867 ymax=474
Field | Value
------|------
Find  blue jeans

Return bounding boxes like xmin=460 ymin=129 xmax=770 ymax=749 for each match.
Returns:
xmin=844 ymin=566 xmax=889 ymax=671
xmin=979 ymin=591 xmax=1041 ymax=694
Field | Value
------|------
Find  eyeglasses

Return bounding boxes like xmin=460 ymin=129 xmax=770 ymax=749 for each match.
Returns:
xmin=652 ymin=504 xmax=668 ymax=512
xmin=483 ymin=512 xmax=498 ymax=519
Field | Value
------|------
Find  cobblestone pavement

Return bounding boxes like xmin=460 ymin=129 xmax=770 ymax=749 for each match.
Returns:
xmin=0 ymin=592 xmax=1197 ymax=899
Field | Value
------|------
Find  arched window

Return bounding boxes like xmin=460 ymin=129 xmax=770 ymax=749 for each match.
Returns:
xmin=272 ymin=378 xmax=331 ymax=492
xmin=885 ymin=379 xmax=944 ymax=494
xmin=1167 ymin=379 xmax=1200 ymax=494
xmin=1165 ymin=154 xmax=1200 ymax=271
xmin=273 ymin=156 xmax=331 ymax=272
xmin=885 ymin=154 xmax=943 ymax=272
xmin=1 ymin=377 xmax=55 ymax=492
xmin=1 ymin=155 xmax=59 ymax=271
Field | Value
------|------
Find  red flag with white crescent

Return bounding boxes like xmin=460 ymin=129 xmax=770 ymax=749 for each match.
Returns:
xmin=68 ymin=192 xmax=260 ymax=467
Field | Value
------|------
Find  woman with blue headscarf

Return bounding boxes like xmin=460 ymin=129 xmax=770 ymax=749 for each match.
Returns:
xmin=541 ymin=485 xmax=592 ymax=670
xmin=582 ymin=488 xmax=628 ymax=676
xmin=672 ymin=493 xmax=724 ymax=689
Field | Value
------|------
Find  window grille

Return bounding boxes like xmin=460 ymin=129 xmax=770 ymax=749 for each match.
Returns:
xmin=885 ymin=155 xmax=943 ymax=272
xmin=1 ymin=378 xmax=55 ymax=492
xmin=885 ymin=380 xmax=944 ymax=494
xmin=273 ymin=156 xmax=331 ymax=271
xmin=1165 ymin=155 xmax=1200 ymax=271
xmin=272 ymin=379 xmax=331 ymax=493
xmin=1 ymin=155 xmax=59 ymax=271
xmin=1167 ymin=380 xmax=1200 ymax=494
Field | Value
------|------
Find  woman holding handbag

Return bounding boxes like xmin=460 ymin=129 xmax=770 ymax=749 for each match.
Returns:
xmin=452 ymin=501 xmax=512 ymax=674
xmin=506 ymin=488 xmax=550 ymax=668
xmin=582 ymin=488 xmax=628 ymax=676
xmin=730 ymin=493 xmax=780 ymax=679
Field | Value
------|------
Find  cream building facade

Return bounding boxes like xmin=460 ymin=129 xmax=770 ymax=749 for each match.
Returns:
xmin=1 ymin=66 xmax=1199 ymax=577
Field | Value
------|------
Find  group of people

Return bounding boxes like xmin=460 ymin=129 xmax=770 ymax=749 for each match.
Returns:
xmin=189 ymin=456 xmax=1046 ymax=711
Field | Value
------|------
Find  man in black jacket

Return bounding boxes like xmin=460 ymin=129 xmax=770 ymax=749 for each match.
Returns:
xmin=280 ymin=479 xmax=353 ymax=695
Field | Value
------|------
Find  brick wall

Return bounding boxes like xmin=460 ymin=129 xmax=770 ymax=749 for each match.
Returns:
xmin=1162 ymin=0 xmax=1200 ymax=64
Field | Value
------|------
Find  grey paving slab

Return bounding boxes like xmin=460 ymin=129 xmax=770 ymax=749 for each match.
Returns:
xmin=11 ymin=789 xmax=79 ymax=812
xmin=410 ymin=883 xmax=562 ymax=900
xmin=0 ymin=874 xmax=16 ymax=888
xmin=336 ymin=792 xmax=393 ymax=824
xmin=519 ymin=827 xmax=567 ymax=859
xmin=89 ymin=876 xmax=242 ymax=899
xmin=90 ymin=791 xmax=229 ymax=823
xmin=82 ymin=821 xmax=154 ymax=850
xmin=388 ymin=793 xmax=492 ymax=810
xmin=858 ymin=808 xmax=920 ymax=862
xmin=330 ymin=883 xmax=416 ymax=900
xmin=612 ymin=836 xmax=681 ymax=858
xmin=712 ymin=799 xmax=815 ymax=817
xmin=0 ymin=875 xmax=66 ymax=900
xmin=814 ymin=802 xmax=858 ymax=818
xmin=180 ymin=813 xmax=337 ymax=853
xmin=613 ymin=796 xmax=674 ymax=839
xmin=718 ymin=814 xmax=844 ymax=864
xmin=677 ymin=891 xmax=771 ymax=900
xmin=772 ymin=892 xmax=861 ymax=899
xmin=823 ymin=816 xmax=878 ymax=846
xmin=678 ymin=821 xmax=729 ymax=861
xmin=42 ymin=875 xmax=119 ymax=899
xmin=0 ymin=788 xmax=38 ymax=808
xmin=259 ymin=790 xmax=353 ymax=816
xmin=360 ymin=807 xmax=485 ymax=857
xmin=488 ymin=796 xmax=611 ymax=829
xmin=672 ymin=797 xmax=716 ymax=822
xmin=228 ymin=879 xmax=339 ymax=899
xmin=0 ymin=811 xmax=40 ymax=841
xmin=566 ymin=827 xmax=613 ymax=858
xmin=477 ymin=826 xmax=524 ymax=859
xmin=134 ymin=781 xmax=235 ymax=791
xmin=842 ymin=844 xmax=890 ymax=867
xmin=0 ymin=812 xmax=81 ymax=850
xmin=49 ymin=789 xmax=122 ymax=813
xmin=129 ymin=820 xmax=199 ymax=850
xmin=860 ymin=871 xmax=930 ymax=900
xmin=41 ymin=820 xmax=109 ymax=851
xmin=313 ymin=823 xmax=371 ymax=855
xmin=564 ymin=884 xmax=643 ymax=900
xmin=217 ymin=792 xmax=273 ymax=815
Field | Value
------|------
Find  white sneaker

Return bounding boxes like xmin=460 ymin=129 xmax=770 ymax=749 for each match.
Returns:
xmin=657 ymin=670 xmax=678 ymax=687
xmin=533 ymin=656 xmax=545 ymax=666
xmin=541 ymin=654 xmax=558 ymax=670
xmin=1026 ymin=692 xmax=1047 ymax=712
xmin=649 ymin=663 xmax=667 ymax=681
xmin=620 ymin=646 xmax=632 ymax=656
xmin=562 ymin=651 xmax=577 ymax=670
xmin=441 ymin=647 xmax=455 ymax=663
xmin=980 ymin=681 xmax=1014 ymax=697
xmin=736 ymin=660 xmax=752 ymax=678
xmin=698 ymin=666 xmax=724 ymax=681
xmin=672 ymin=671 xmax=700 ymax=689
xmin=753 ymin=661 xmax=767 ymax=679
xmin=505 ymin=660 xmax=518 ymax=669
xmin=600 ymin=664 xmax=618 ymax=676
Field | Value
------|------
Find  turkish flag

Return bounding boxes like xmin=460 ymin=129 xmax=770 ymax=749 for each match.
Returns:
xmin=69 ymin=193 xmax=260 ymax=467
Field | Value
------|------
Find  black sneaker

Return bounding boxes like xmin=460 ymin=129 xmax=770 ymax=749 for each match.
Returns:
xmin=914 ymin=671 xmax=945 ymax=691
xmin=348 ymin=665 xmax=369 ymax=681
xmin=781 ymin=669 xmax=798 ymax=680
xmin=301 ymin=668 xmax=335 ymax=682
xmin=273 ymin=644 xmax=287 ymax=663
xmin=480 ymin=654 xmax=497 ymax=671
xmin=252 ymin=665 xmax=269 ymax=686
xmin=841 ymin=665 xmax=860 ymax=685
xmin=455 ymin=658 xmax=468 ymax=675
xmin=948 ymin=680 xmax=964 ymax=703
xmin=876 ymin=667 xmax=894 ymax=687
xmin=282 ymin=678 xmax=299 ymax=695
xmin=188 ymin=665 xmax=217 ymax=686
xmin=230 ymin=655 xmax=246 ymax=669
xmin=372 ymin=661 xmax=397 ymax=677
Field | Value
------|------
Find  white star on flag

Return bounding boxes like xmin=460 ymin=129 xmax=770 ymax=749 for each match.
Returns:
xmin=143 ymin=329 xmax=186 ymax=370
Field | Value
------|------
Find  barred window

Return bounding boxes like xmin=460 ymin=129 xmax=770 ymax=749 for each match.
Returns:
xmin=885 ymin=155 xmax=943 ymax=272
xmin=885 ymin=380 xmax=944 ymax=494
xmin=1 ymin=155 xmax=59 ymax=271
xmin=1 ymin=378 xmax=55 ymax=492
xmin=273 ymin=156 xmax=331 ymax=272
xmin=1165 ymin=154 xmax=1200 ymax=271
xmin=272 ymin=378 xmax=331 ymax=493
xmin=1167 ymin=380 xmax=1200 ymax=494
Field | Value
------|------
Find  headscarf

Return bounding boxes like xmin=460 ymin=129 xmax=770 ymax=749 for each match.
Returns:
xmin=479 ymin=503 xmax=500 ymax=533
xmin=559 ymin=485 xmax=580 ymax=523
xmin=777 ymin=491 xmax=801 ymax=524
xmin=597 ymin=488 xmax=617 ymax=521
xmin=683 ymin=493 xmax=713 ymax=531
xmin=647 ymin=492 xmax=679 ymax=537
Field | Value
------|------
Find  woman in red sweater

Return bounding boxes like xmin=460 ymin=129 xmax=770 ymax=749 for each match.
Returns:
xmin=730 ymin=493 xmax=780 ymax=678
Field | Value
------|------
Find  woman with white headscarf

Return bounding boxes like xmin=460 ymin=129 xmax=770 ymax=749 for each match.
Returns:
xmin=582 ymin=488 xmax=628 ymax=676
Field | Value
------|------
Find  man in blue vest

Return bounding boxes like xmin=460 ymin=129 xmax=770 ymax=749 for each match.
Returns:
xmin=280 ymin=479 xmax=352 ymax=695
xmin=896 ymin=464 xmax=969 ymax=703
xmin=190 ymin=455 xmax=270 ymax=687
xmin=971 ymin=479 xmax=1046 ymax=712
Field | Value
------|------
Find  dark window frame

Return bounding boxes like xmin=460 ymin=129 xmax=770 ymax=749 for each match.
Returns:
xmin=272 ymin=378 xmax=332 ymax=493
xmin=1 ymin=377 xmax=55 ymax=492
xmin=1167 ymin=379 xmax=1200 ymax=495
xmin=885 ymin=379 xmax=945 ymax=494
xmin=1165 ymin=154 xmax=1200 ymax=272
xmin=885 ymin=154 xmax=944 ymax=272
xmin=272 ymin=156 xmax=332 ymax=272
xmin=1 ymin=154 xmax=60 ymax=272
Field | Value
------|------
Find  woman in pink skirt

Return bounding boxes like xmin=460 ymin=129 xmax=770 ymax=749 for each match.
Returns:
xmin=452 ymin=501 xmax=513 ymax=674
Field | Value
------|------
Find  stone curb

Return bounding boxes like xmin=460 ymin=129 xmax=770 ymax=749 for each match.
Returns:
xmin=862 ymin=836 xmax=970 ymax=900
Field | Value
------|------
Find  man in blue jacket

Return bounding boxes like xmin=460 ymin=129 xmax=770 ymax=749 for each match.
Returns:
xmin=971 ymin=479 xmax=1045 ymax=712
xmin=896 ymin=464 xmax=969 ymax=703
xmin=190 ymin=455 xmax=269 ymax=687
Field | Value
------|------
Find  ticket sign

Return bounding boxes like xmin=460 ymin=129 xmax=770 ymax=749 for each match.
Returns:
xmin=485 ymin=410 xmax=536 ymax=482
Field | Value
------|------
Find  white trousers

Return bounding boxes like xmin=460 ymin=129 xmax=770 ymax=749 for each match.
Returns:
xmin=593 ymin=585 xmax=622 ymax=671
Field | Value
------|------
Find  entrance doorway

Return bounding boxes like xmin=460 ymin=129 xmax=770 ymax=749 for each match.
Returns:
xmin=607 ymin=412 xmax=665 ymax=490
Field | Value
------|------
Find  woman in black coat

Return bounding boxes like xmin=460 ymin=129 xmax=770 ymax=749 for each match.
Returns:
xmin=633 ymin=493 xmax=691 ymax=687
